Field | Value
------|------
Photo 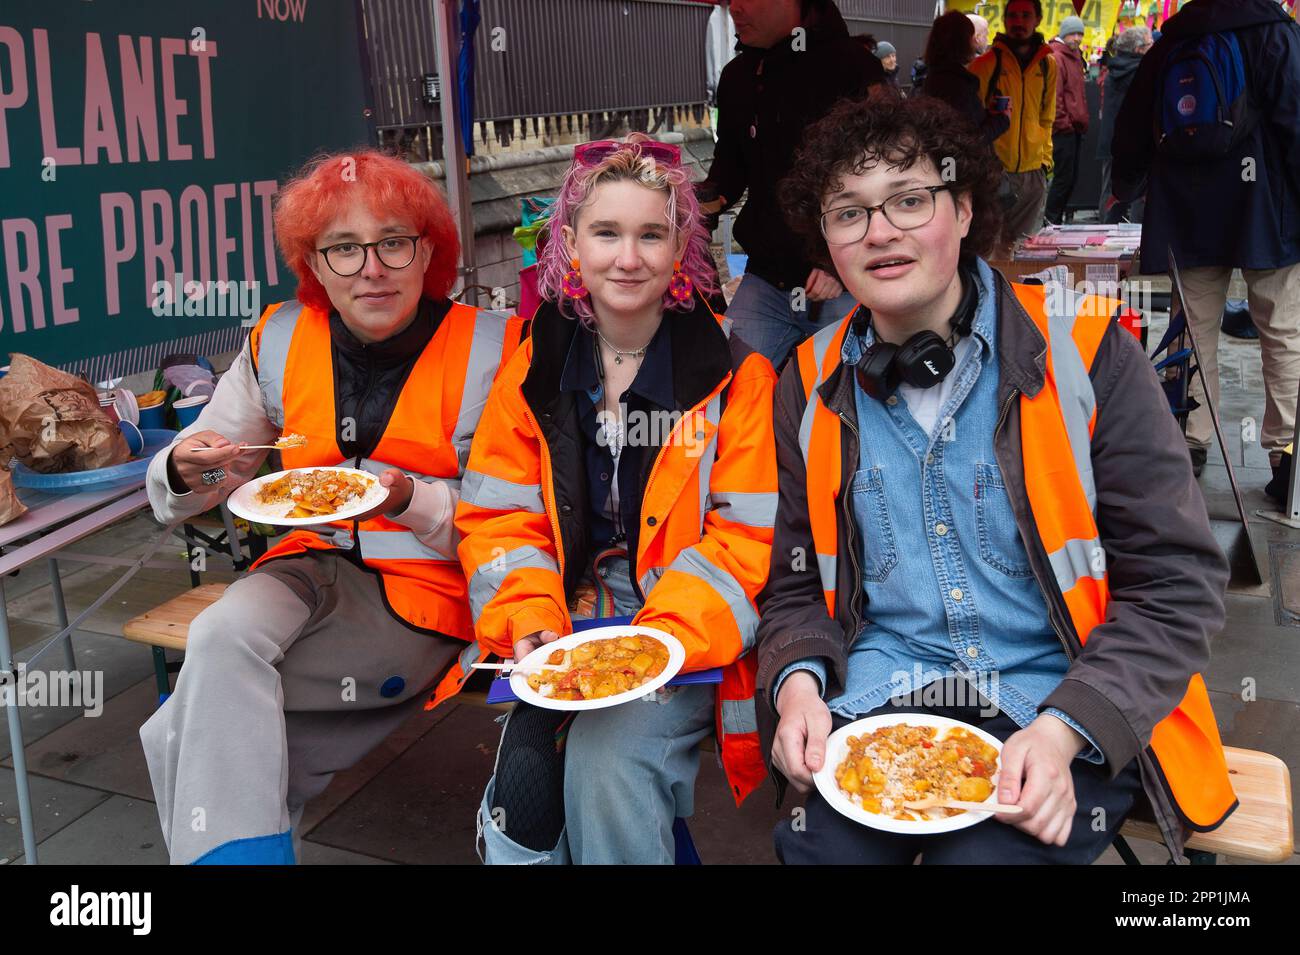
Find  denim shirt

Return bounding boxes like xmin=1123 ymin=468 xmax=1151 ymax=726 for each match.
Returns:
xmin=777 ymin=259 xmax=1102 ymax=763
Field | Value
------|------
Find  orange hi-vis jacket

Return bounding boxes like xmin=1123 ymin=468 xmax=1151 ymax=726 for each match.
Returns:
xmin=789 ymin=281 xmax=1236 ymax=854
xmin=248 ymin=298 xmax=526 ymax=710
xmin=455 ymin=298 xmax=778 ymax=804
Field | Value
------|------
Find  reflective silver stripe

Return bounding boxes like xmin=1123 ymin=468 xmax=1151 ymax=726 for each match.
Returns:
xmin=721 ymin=698 xmax=758 ymax=736
xmin=1048 ymin=536 xmax=1106 ymax=594
xmin=356 ymin=457 xmax=443 ymax=484
xmin=456 ymin=641 xmax=481 ymax=675
xmin=461 ymin=469 xmax=544 ymax=512
xmin=796 ymin=320 xmax=842 ymax=460
xmin=666 ymin=546 xmax=760 ymax=651
xmin=1047 ymin=293 xmax=1098 ymax=513
xmin=694 ymin=392 xmax=723 ymax=535
xmin=311 ymin=527 xmax=456 ymax=563
xmin=255 ymin=301 xmax=304 ymax=428
xmin=709 ymin=491 xmax=776 ymax=529
xmin=452 ymin=308 xmax=510 ymax=470
xmin=817 ymin=552 xmax=837 ymax=594
xmin=356 ymin=530 xmax=456 ymax=562
xmin=468 ymin=544 xmax=559 ymax=622
xmin=638 ymin=565 xmax=666 ymax=596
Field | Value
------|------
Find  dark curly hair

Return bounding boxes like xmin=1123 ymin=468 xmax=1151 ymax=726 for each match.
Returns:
xmin=780 ymin=94 xmax=1004 ymax=267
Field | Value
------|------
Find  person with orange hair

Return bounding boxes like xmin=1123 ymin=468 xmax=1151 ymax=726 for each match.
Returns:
xmin=140 ymin=149 xmax=526 ymax=864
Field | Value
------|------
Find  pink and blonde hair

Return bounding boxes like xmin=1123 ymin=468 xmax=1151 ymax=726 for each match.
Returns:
xmin=273 ymin=149 xmax=461 ymax=311
xmin=537 ymin=134 xmax=718 ymax=325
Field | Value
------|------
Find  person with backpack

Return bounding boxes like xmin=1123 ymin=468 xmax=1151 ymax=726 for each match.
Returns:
xmin=968 ymin=0 xmax=1059 ymax=252
xmin=1111 ymin=0 xmax=1300 ymax=496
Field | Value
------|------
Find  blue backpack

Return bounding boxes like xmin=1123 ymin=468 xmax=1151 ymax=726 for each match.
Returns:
xmin=1155 ymin=31 xmax=1258 ymax=161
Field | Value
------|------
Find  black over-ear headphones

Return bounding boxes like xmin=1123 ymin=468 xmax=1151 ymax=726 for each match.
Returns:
xmin=853 ymin=260 xmax=980 ymax=402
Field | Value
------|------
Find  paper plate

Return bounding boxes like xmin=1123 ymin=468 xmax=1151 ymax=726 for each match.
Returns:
xmin=509 ymin=625 xmax=686 ymax=711
xmin=225 ymin=466 xmax=387 ymax=526
xmin=813 ymin=713 xmax=1006 ymax=835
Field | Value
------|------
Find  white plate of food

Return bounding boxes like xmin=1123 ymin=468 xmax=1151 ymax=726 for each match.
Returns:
xmin=510 ymin=625 xmax=686 ymax=711
xmin=226 ymin=466 xmax=387 ymax=526
xmin=813 ymin=713 xmax=1006 ymax=834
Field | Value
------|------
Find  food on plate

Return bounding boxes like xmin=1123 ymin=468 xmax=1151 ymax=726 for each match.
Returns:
xmin=834 ymin=723 xmax=999 ymax=821
xmin=526 ymin=635 xmax=670 ymax=701
xmin=273 ymin=432 xmax=308 ymax=450
xmin=255 ymin=468 xmax=375 ymax=518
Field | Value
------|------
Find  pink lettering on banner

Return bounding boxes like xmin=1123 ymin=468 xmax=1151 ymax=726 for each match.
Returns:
xmin=3 ymin=219 xmax=44 ymax=332
xmin=119 ymin=35 xmax=161 ymax=164
xmin=254 ymin=179 xmax=279 ymax=285
xmin=259 ymin=0 xmax=310 ymax=22
xmin=33 ymin=29 xmax=80 ymax=167
xmin=159 ymin=37 xmax=191 ymax=161
xmin=240 ymin=181 xmax=255 ymax=281
xmin=212 ymin=183 xmax=237 ymax=282
xmin=100 ymin=192 xmax=137 ymax=316
xmin=192 ymin=41 xmax=217 ymax=159
xmin=46 ymin=214 xmax=79 ymax=326
xmin=0 ymin=27 xmax=29 ymax=169
xmin=179 ymin=184 xmax=212 ymax=287
xmin=84 ymin=34 xmax=123 ymax=165
xmin=141 ymin=189 xmax=176 ymax=304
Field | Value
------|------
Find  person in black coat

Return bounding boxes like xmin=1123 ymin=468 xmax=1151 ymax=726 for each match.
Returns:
xmin=919 ymin=10 xmax=1011 ymax=143
xmin=1111 ymin=0 xmax=1300 ymax=499
xmin=701 ymin=0 xmax=885 ymax=368
xmin=1096 ymin=25 xmax=1151 ymax=221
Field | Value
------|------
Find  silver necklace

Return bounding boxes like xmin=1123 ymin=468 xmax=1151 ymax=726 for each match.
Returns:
xmin=595 ymin=328 xmax=653 ymax=364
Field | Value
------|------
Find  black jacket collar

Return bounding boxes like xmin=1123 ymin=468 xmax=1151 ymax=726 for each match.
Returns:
xmin=328 ymin=297 xmax=449 ymax=367
xmin=523 ymin=294 xmax=734 ymax=417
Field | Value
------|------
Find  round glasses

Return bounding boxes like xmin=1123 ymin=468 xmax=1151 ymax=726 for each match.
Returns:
xmin=819 ymin=185 xmax=951 ymax=246
xmin=316 ymin=235 xmax=420 ymax=277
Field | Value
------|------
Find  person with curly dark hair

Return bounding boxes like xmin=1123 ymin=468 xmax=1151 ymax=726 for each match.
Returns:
xmin=756 ymin=94 xmax=1235 ymax=864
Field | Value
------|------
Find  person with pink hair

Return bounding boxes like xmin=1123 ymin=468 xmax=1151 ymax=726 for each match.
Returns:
xmin=457 ymin=136 xmax=778 ymax=863
xmin=140 ymin=149 xmax=525 ymax=864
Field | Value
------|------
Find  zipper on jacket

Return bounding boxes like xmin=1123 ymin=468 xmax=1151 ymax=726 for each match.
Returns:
xmin=348 ymin=352 xmax=378 ymax=554
xmin=993 ymin=385 xmax=1076 ymax=661
xmin=522 ymin=403 xmax=566 ymax=582
xmin=836 ymin=407 xmax=864 ymax=641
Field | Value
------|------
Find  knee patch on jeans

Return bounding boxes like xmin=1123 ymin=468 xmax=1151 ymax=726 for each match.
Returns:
xmin=491 ymin=705 xmax=570 ymax=851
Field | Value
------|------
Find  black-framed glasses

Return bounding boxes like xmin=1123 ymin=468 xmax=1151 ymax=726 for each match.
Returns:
xmin=316 ymin=235 xmax=421 ymax=277
xmin=819 ymin=185 xmax=952 ymax=246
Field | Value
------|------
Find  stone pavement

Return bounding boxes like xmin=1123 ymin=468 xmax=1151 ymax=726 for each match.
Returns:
xmin=2 ymin=291 xmax=1297 ymax=865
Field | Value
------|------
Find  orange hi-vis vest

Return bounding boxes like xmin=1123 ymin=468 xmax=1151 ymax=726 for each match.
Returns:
xmin=248 ymin=298 xmax=526 ymax=710
xmin=794 ymin=284 xmax=1237 ymax=835
xmin=456 ymin=308 xmax=777 ymax=804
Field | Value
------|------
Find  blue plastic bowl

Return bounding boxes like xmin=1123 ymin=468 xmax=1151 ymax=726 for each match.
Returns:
xmin=10 ymin=429 xmax=178 ymax=493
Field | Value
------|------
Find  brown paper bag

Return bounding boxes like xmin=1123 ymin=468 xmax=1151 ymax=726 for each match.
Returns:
xmin=0 ymin=463 xmax=26 ymax=526
xmin=0 ymin=354 xmax=130 ymax=473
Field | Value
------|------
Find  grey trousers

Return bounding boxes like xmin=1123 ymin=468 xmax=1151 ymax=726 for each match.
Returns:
xmin=139 ymin=552 xmax=463 ymax=864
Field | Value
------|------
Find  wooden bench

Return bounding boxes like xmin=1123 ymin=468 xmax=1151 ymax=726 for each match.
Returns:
xmin=1117 ymin=747 xmax=1293 ymax=864
xmin=121 ymin=582 xmax=509 ymax=711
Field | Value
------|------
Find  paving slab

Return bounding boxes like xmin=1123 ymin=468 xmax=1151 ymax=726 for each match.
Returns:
xmin=7 ymin=794 xmax=166 ymax=865
xmin=0 ymin=768 xmax=110 ymax=864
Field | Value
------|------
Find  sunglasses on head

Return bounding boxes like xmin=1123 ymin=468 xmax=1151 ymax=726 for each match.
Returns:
xmin=573 ymin=139 xmax=682 ymax=169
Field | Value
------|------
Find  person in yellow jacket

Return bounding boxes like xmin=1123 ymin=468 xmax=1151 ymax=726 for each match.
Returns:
xmin=968 ymin=0 xmax=1058 ymax=250
xmin=457 ymin=136 xmax=777 ymax=863
xmin=140 ymin=151 xmax=523 ymax=864
xmin=761 ymin=94 xmax=1235 ymax=863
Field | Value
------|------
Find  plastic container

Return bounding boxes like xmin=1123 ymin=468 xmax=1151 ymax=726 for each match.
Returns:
xmin=9 ymin=429 xmax=178 ymax=493
xmin=137 ymin=399 xmax=166 ymax=430
xmin=173 ymin=394 xmax=210 ymax=429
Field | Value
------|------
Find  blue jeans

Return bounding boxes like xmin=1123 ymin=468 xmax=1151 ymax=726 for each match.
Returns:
xmin=727 ymin=271 xmax=859 ymax=370
xmin=477 ymin=556 xmax=716 ymax=864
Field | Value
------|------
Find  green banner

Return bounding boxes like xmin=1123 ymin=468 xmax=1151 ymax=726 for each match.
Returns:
xmin=0 ymin=0 xmax=371 ymax=380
